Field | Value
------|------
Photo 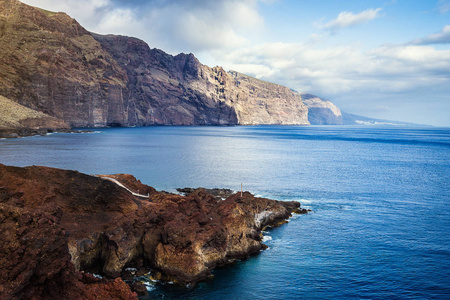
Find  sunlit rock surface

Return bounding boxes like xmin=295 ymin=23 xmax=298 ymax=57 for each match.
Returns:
xmin=0 ymin=164 xmax=303 ymax=298
xmin=0 ymin=0 xmax=311 ymax=128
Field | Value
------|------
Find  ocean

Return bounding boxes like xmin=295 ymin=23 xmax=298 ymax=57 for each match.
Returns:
xmin=1 ymin=126 xmax=449 ymax=299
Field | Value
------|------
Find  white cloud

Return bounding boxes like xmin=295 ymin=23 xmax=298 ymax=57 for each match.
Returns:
xmin=411 ymin=25 xmax=450 ymax=45
xmin=320 ymin=8 xmax=382 ymax=31
xmin=21 ymin=0 xmax=112 ymax=30
xmin=222 ymin=41 xmax=449 ymax=125
xmin=21 ymin=0 xmax=264 ymax=54
xmin=218 ymin=42 xmax=450 ymax=101
xmin=161 ymin=1 xmax=263 ymax=52
xmin=95 ymin=8 xmax=140 ymax=35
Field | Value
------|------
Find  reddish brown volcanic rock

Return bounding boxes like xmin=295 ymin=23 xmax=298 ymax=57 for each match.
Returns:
xmin=0 ymin=164 xmax=302 ymax=298
xmin=0 ymin=165 xmax=139 ymax=299
xmin=0 ymin=200 xmax=138 ymax=300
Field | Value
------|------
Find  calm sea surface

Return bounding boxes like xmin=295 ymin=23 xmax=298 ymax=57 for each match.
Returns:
xmin=1 ymin=126 xmax=449 ymax=299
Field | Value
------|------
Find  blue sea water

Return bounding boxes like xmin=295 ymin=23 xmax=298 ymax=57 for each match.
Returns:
xmin=1 ymin=126 xmax=449 ymax=299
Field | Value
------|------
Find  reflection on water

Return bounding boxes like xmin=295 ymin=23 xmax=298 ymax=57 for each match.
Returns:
xmin=1 ymin=126 xmax=449 ymax=299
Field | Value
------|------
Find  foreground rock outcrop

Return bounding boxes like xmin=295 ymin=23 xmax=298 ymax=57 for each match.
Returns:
xmin=0 ymin=0 xmax=309 ymax=128
xmin=0 ymin=164 xmax=304 ymax=299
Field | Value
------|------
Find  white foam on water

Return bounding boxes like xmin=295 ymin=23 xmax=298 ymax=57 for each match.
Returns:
xmin=283 ymin=198 xmax=313 ymax=204
xmin=298 ymin=198 xmax=312 ymax=204
xmin=143 ymin=282 xmax=156 ymax=292
xmin=93 ymin=274 xmax=103 ymax=279
xmin=262 ymin=235 xmax=272 ymax=242
xmin=76 ymin=131 xmax=102 ymax=134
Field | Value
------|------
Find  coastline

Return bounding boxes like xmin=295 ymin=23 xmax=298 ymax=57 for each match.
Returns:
xmin=0 ymin=127 xmax=73 ymax=139
xmin=0 ymin=164 xmax=306 ymax=298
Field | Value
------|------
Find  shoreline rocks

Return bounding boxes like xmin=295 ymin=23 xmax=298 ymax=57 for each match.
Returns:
xmin=0 ymin=164 xmax=305 ymax=298
xmin=0 ymin=127 xmax=73 ymax=139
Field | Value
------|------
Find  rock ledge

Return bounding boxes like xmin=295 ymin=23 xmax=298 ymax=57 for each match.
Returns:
xmin=0 ymin=164 xmax=305 ymax=298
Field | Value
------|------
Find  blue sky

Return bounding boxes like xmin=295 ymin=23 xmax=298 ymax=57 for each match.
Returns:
xmin=21 ymin=0 xmax=450 ymax=126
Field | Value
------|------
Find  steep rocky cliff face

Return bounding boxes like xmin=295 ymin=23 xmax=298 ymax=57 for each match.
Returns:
xmin=0 ymin=0 xmax=129 ymax=127
xmin=0 ymin=164 xmax=304 ymax=298
xmin=0 ymin=0 xmax=310 ymax=127
xmin=301 ymin=93 xmax=343 ymax=125
xmin=227 ymin=71 xmax=309 ymax=125
xmin=91 ymin=34 xmax=239 ymax=126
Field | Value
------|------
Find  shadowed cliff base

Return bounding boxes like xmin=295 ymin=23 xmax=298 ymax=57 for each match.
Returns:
xmin=0 ymin=164 xmax=306 ymax=298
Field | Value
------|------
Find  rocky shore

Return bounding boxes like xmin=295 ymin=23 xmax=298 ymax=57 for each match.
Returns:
xmin=0 ymin=127 xmax=74 ymax=139
xmin=0 ymin=164 xmax=306 ymax=299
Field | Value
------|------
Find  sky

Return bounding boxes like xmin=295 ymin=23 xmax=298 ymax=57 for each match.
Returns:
xmin=21 ymin=0 xmax=450 ymax=126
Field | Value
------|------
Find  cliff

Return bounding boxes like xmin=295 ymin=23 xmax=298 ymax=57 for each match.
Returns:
xmin=301 ymin=93 xmax=409 ymax=125
xmin=301 ymin=93 xmax=343 ymax=125
xmin=0 ymin=0 xmax=310 ymax=127
xmin=227 ymin=71 xmax=308 ymax=125
xmin=0 ymin=164 xmax=305 ymax=298
xmin=90 ymin=33 xmax=239 ymax=126
xmin=0 ymin=0 xmax=128 ymax=127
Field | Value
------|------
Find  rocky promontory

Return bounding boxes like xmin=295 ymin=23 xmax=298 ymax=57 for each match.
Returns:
xmin=0 ymin=164 xmax=304 ymax=298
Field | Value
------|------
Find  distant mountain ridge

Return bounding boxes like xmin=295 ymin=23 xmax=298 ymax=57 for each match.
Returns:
xmin=0 ymin=0 xmax=397 ymax=130
xmin=300 ymin=93 xmax=343 ymax=125
xmin=299 ymin=93 xmax=411 ymax=126
xmin=341 ymin=112 xmax=420 ymax=126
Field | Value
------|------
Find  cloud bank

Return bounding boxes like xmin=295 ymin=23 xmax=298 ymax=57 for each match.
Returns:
xmin=320 ymin=8 xmax=382 ymax=31
xmin=22 ymin=0 xmax=264 ymax=54
xmin=223 ymin=43 xmax=450 ymax=97
xmin=411 ymin=25 xmax=450 ymax=45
